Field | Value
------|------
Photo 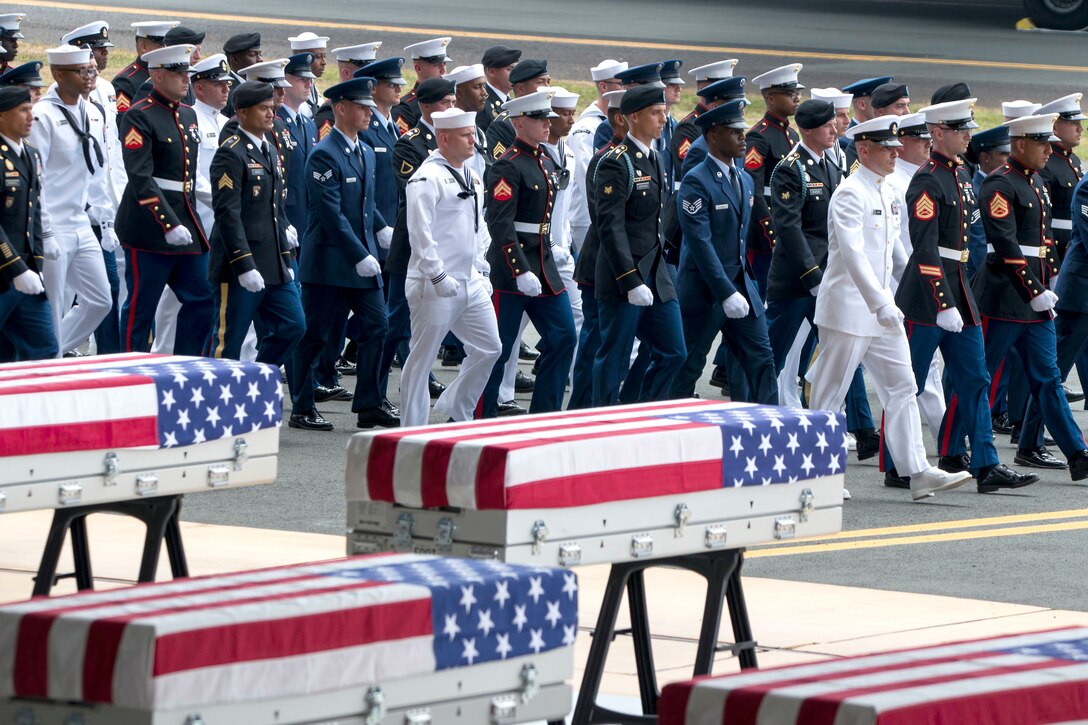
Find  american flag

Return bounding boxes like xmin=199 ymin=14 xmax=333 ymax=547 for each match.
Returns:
xmin=346 ymin=399 xmax=846 ymax=510
xmin=0 ymin=554 xmax=577 ymax=711
xmin=0 ymin=353 xmax=282 ymax=457
xmin=658 ymin=627 xmax=1088 ymax=725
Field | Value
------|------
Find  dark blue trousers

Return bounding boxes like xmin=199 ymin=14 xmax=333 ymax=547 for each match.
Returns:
xmin=209 ymin=280 xmax=305 ymax=366
xmin=0 ymin=287 xmax=56 ymax=361
xmin=568 ymin=283 xmax=599 ymax=410
xmin=594 ymin=294 xmax=685 ymax=407
xmin=122 ymin=248 xmax=213 ymax=356
xmin=1020 ymin=310 xmax=1088 ymax=450
xmin=379 ymin=273 xmax=412 ymax=397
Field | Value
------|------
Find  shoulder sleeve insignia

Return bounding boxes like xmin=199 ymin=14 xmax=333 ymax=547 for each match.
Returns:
xmin=396 ymin=116 xmax=411 ymax=135
xmin=399 ymin=160 xmax=415 ymax=176
xmin=913 ymin=191 xmax=936 ymax=220
xmin=678 ymin=137 xmax=691 ymax=159
xmin=123 ymin=127 xmax=144 ymax=150
xmin=318 ymin=120 xmax=332 ymax=140
xmin=492 ymin=177 xmax=513 ymax=201
xmin=744 ymin=146 xmax=763 ymax=170
xmin=603 ymin=184 xmax=614 ymax=195
xmin=492 ymin=141 xmax=507 ymax=160
xmin=682 ymin=197 xmax=703 ymax=215
xmin=989 ymin=191 xmax=1010 ymax=219
xmin=217 ymin=173 xmax=234 ymax=190
xmin=849 ymin=159 xmax=860 ymax=175
xmin=115 ymin=92 xmax=131 ymax=112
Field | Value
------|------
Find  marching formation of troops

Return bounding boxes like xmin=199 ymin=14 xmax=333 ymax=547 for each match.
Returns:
xmin=3 ymin=13 xmax=1088 ymax=500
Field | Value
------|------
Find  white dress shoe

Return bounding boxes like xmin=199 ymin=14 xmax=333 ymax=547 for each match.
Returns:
xmin=910 ymin=467 xmax=971 ymax=501
xmin=845 ymin=432 xmax=857 ymax=451
xmin=842 ymin=488 xmax=851 ymax=500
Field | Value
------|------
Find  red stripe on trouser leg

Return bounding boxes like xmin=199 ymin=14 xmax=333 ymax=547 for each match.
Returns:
xmin=940 ymin=394 xmax=959 ymax=456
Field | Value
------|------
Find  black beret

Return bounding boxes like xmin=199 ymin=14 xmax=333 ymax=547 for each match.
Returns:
xmin=509 ymin=58 xmax=548 ymax=85
xmin=871 ymin=82 xmax=909 ymax=109
xmin=795 ymin=99 xmax=836 ymax=129
xmin=416 ymin=77 xmax=455 ymax=104
xmin=165 ymin=26 xmax=205 ymax=46
xmin=620 ymin=84 xmax=665 ymax=115
xmin=0 ymin=85 xmax=30 ymax=112
xmin=223 ymin=32 xmax=260 ymax=54
xmin=930 ymin=82 xmax=971 ymax=105
xmin=482 ymin=45 xmax=522 ymax=69
xmin=231 ymin=80 xmax=274 ymax=111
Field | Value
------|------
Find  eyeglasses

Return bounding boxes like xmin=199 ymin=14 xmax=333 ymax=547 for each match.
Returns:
xmin=772 ymin=90 xmax=802 ymax=100
xmin=57 ymin=67 xmax=97 ymax=78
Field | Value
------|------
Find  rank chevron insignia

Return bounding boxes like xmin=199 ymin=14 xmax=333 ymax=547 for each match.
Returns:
xmin=678 ymin=138 xmax=692 ymax=159
xmin=217 ymin=173 xmax=233 ymax=190
xmin=744 ymin=146 xmax=762 ymax=170
xmin=311 ymin=169 xmax=333 ymax=183
xmin=123 ymin=127 xmax=143 ymax=150
xmin=682 ymin=198 xmax=703 ymax=215
xmin=492 ymin=178 xmax=513 ymax=201
xmin=989 ymin=192 xmax=1010 ymax=219
xmin=913 ymin=191 xmax=936 ymax=221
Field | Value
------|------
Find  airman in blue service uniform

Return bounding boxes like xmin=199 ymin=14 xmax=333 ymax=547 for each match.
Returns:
xmin=961 ymin=112 xmax=1088 ymax=482
xmin=358 ymin=57 xmax=407 ymax=253
xmin=393 ymin=37 xmax=451 ymax=135
xmin=479 ymin=89 xmax=577 ymax=417
xmin=478 ymin=45 xmax=521 ymax=135
xmin=289 ymin=77 xmax=397 ymax=431
xmin=116 ymin=44 xmax=213 ymax=356
xmin=669 ymin=59 xmax=737 ymax=187
xmin=0 ymin=14 xmax=26 ymax=76
xmin=314 ymin=43 xmax=383 ymax=141
xmin=0 ymin=85 xmax=56 ymax=361
xmin=592 ymin=62 xmax=664 ymax=153
xmin=0 ymin=61 xmax=45 ymax=103
xmin=671 ymin=99 xmax=776 ymax=402
xmin=838 ymin=75 xmax=893 ymax=152
xmin=486 ymin=58 xmax=552 ymax=162
xmin=222 ymin=32 xmax=262 ymax=117
xmin=278 ymin=53 xmax=319 ymax=235
xmin=658 ymin=59 xmax=684 ymax=187
xmin=207 ymin=81 xmax=304 ymax=365
xmin=113 ymin=20 xmax=177 ymax=115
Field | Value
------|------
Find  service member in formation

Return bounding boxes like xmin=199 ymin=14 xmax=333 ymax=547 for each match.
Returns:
xmin=190 ymin=54 xmax=231 ymax=234
xmin=486 ymin=58 xmax=552 ymax=162
xmin=207 ymin=81 xmax=304 ymax=364
xmin=658 ymin=58 xmax=684 ymax=185
xmin=278 ymin=53 xmax=319 ymax=236
xmin=965 ymin=125 xmax=1011 ymax=278
xmin=839 ymin=76 xmax=893 ymax=144
xmin=1035 ymin=93 xmax=1085 ymax=260
xmin=288 ymin=77 xmax=396 ymax=431
xmin=445 ymin=63 xmax=490 ymax=182
xmin=966 ymin=112 xmax=1088 ymax=481
xmin=401 ymin=107 xmax=500 ymax=426
xmin=676 ymin=76 xmax=748 ymax=180
xmin=222 ymin=32 xmax=261 ymax=116
xmin=312 ymin=43 xmax=382 ymax=140
xmin=393 ymin=37 xmax=452 ymax=135
xmin=0 ymin=61 xmax=45 ymax=103
xmin=669 ymin=59 xmax=737 ymax=188
xmin=592 ymin=62 xmax=664 ymax=153
xmin=0 ymin=14 xmax=25 ymax=75
xmin=671 ymin=99 xmax=776 ymax=403
xmin=845 ymin=82 xmax=911 ymax=174
xmin=477 ymin=45 xmax=521 ymax=134
xmin=0 ymin=86 xmax=56 ymax=361
xmin=591 ymin=84 xmax=685 ymax=405
xmin=116 ymin=43 xmax=213 ymax=356
xmin=286 ymin=31 xmax=329 ymax=115
xmin=808 ymin=115 xmax=973 ymax=500
xmin=358 ymin=56 xmax=406 ymax=257
xmin=810 ymin=87 xmax=852 ymax=173
xmin=113 ymin=20 xmax=177 ymax=115
xmin=894 ymin=99 xmax=1039 ymax=493
xmin=130 ymin=26 xmax=204 ymax=107
xmin=478 ymin=89 xmax=577 ymax=417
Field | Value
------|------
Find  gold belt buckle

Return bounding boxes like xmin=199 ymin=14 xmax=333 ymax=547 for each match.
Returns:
xmin=960 ymin=249 xmax=969 ymax=263
xmin=184 ymin=181 xmax=192 ymax=193
xmin=1039 ymin=245 xmax=1048 ymax=258
xmin=540 ymin=222 xmax=550 ymax=235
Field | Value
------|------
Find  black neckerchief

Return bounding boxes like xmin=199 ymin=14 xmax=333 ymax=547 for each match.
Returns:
xmin=441 ymin=163 xmax=478 ymax=232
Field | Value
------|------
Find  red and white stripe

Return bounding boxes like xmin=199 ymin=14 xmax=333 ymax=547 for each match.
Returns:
xmin=346 ymin=399 xmax=749 ymax=510
xmin=659 ymin=627 xmax=1088 ymax=725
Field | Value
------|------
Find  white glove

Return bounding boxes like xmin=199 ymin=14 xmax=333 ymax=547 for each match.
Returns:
xmin=480 ymin=274 xmax=493 ymax=296
xmin=165 ymin=226 xmax=192 ymax=247
xmin=285 ymin=225 xmax=299 ymax=249
xmin=809 ymin=283 xmax=821 ymax=297
xmin=355 ymin=255 xmax=381 ymax=277
xmin=12 ymin=269 xmax=43 ymax=295
xmin=286 ymin=266 xmax=295 ymax=282
xmin=433 ymin=275 xmax=461 ymax=298
xmin=936 ymin=308 xmax=964 ymax=333
xmin=551 ymin=243 xmax=573 ymax=266
xmin=42 ymin=233 xmax=60 ymax=260
xmin=722 ymin=291 xmax=750 ymax=319
xmin=1030 ymin=289 xmax=1059 ymax=312
xmin=516 ymin=271 xmax=542 ymax=296
xmin=238 ymin=269 xmax=265 ymax=293
xmin=876 ymin=303 xmax=904 ymax=329
xmin=100 ymin=222 xmax=119 ymax=253
xmin=376 ymin=226 xmax=393 ymax=249
xmin=627 ymin=283 xmax=653 ymax=306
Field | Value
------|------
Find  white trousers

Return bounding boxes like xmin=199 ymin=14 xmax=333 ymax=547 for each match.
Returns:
xmin=45 ymin=226 xmax=111 ymax=355
xmin=918 ymin=354 xmax=946 ymax=434
xmin=401 ymin=276 xmax=501 ymax=427
xmin=809 ymin=325 xmax=929 ymax=476
xmin=151 ymin=288 xmax=181 ymax=354
xmin=777 ymin=317 xmax=812 ymax=409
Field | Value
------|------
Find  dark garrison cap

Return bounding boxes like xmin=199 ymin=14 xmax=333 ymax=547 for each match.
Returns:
xmin=482 ymin=45 xmax=521 ymax=68
xmin=930 ymin=82 xmax=971 ymax=105
xmin=871 ymin=82 xmax=909 ymax=109
xmin=223 ymin=32 xmax=261 ymax=54
xmin=416 ymin=77 xmax=456 ymax=103
xmin=231 ymin=80 xmax=274 ymax=111
xmin=795 ymin=99 xmax=836 ymax=129
xmin=0 ymin=85 xmax=31 ymax=111
xmin=509 ymin=58 xmax=548 ymax=85
xmin=620 ymin=84 xmax=665 ymax=115
xmin=165 ymin=26 xmax=205 ymax=46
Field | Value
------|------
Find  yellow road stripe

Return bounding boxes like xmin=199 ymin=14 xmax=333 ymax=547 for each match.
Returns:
xmin=19 ymin=0 xmax=1088 ymax=75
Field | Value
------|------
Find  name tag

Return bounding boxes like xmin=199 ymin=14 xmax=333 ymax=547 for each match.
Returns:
xmin=714 ymin=203 xmax=730 ymax=210
xmin=346 ymin=176 xmax=358 ymax=183
xmin=873 ymin=209 xmax=883 ymax=216
xmin=374 ymin=146 xmax=387 ymax=152
xmin=205 ymin=132 xmax=218 ymax=139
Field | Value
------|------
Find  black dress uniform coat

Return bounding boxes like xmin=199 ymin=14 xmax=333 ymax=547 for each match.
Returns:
xmin=0 ymin=140 xmax=44 ymax=293
xmin=973 ymin=156 xmax=1060 ymax=322
xmin=744 ymin=112 xmax=798 ymax=258
xmin=767 ymin=144 xmax=837 ymax=300
xmin=208 ymin=132 xmax=293 ymax=285
xmin=312 ymin=100 xmax=334 ymax=141
xmin=485 ymin=138 xmax=564 ymax=295
xmin=112 ymin=57 xmax=149 ymax=115
xmin=116 ymin=89 xmax=207 ymax=254
xmin=385 ymin=122 xmax=437 ymax=276
xmin=485 ymin=111 xmax=515 ymax=163
xmin=391 ymin=85 xmax=420 ymax=136
xmin=1039 ymin=143 xmax=1082 ymax=260
xmin=573 ymin=134 xmax=621 ymax=288
xmin=592 ymin=140 xmax=676 ymax=302
xmin=896 ymin=151 xmax=981 ymax=325
xmin=220 ymin=116 xmax=294 ymax=183
xmin=669 ymin=103 xmax=706 ymax=186
xmin=477 ymin=84 xmax=505 ymax=135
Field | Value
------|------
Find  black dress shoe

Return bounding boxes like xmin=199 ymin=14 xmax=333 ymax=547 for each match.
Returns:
xmin=938 ymin=453 xmax=972 ymax=474
xmin=497 ymin=400 xmax=527 ymax=416
xmin=380 ymin=398 xmax=400 ymax=416
xmin=883 ymin=468 xmax=910 ymax=489
xmin=429 ymin=379 xmax=447 ymax=399
xmin=1010 ymin=425 xmax=1055 ymax=446
xmin=992 ymin=411 xmax=1014 ymax=434
xmin=288 ymin=409 xmax=334 ymax=431
xmin=314 ymin=385 xmax=353 ymax=402
xmin=514 ymin=370 xmax=535 ymax=392
xmin=391 ymin=352 xmax=404 ymax=369
xmin=1013 ymin=446 xmax=1067 ymax=469
xmin=440 ymin=345 xmax=466 ymax=367
xmin=519 ymin=342 xmax=540 ymax=361
xmin=1069 ymin=449 xmax=1088 ymax=481
xmin=853 ymin=428 xmax=880 ymax=461
xmin=977 ymin=464 xmax=1039 ymax=493
xmin=357 ymin=405 xmax=401 ymax=429
xmin=708 ymin=365 xmax=729 ymax=392
xmin=335 ymin=356 xmax=357 ymax=376
xmin=1064 ymin=384 xmax=1085 ymax=403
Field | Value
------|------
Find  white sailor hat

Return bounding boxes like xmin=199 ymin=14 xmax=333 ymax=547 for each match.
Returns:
xmin=404 ymin=37 xmax=451 ymax=62
xmin=131 ymin=20 xmax=178 ymax=42
xmin=752 ymin=63 xmax=803 ymax=90
xmin=845 ymin=115 xmax=903 ymax=146
xmin=288 ymin=31 xmax=329 ymax=50
xmin=0 ymin=14 xmax=26 ymax=39
xmin=240 ymin=58 xmax=291 ymax=88
xmin=443 ymin=64 xmax=484 ymax=86
xmin=1037 ymin=93 xmax=1087 ymax=121
xmin=689 ymin=59 xmax=738 ymax=82
xmin=45 ymin=44 xmax=91 ymax=66
xmin=810 ymin=87 xmax=851 ymax=110
xmin=549 ymin=86 xmax=579 ymax=109
xmin=896 ymin=112 xmax=931 ymax=139
xmin=190 ymin=54 xmax=231 ymax=82
xmin=432 ymin=107 xmax=476 ymax=129
xmin=917 ymin=98 xmax=979 ymax=129
xmin=1004 ymin=113 xmax=1058 ymax=140
xmin=62 ymin=21 xmax=114 ymax=48
xmin=332 ymin=42 xmax=381 ymax=64
xmin=604 ymin=89 xmax=625 ymax=109
xmin=142 ymin=43 xmax=194 ymax=71
xmin=590 ymin=59 xmax=627 ymax=82
xmin=501 ymin=89 xmax=558 ymax=119
xmin=1002 ymin=100 xmax=1041 ymax=119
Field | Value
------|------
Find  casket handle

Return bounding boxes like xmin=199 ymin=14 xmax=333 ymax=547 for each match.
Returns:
xmin=363 ymin=686 xmax=386 ymax=724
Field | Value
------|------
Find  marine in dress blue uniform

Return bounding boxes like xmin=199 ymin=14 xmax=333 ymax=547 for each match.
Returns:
xmin=392 ymin=37 xmax=451 ymax=136
xmin=0 ymin=14 xmax=26 ymax=76
xmin=669 ymin=59 xmax=738 ymax=186
xmin=486 ymin=58 xmax=551 ymax=163
xmin=112 ymin=20 xmax=177 ymax=115
xmin=131 ymin=26 xmax=201 ymax=107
